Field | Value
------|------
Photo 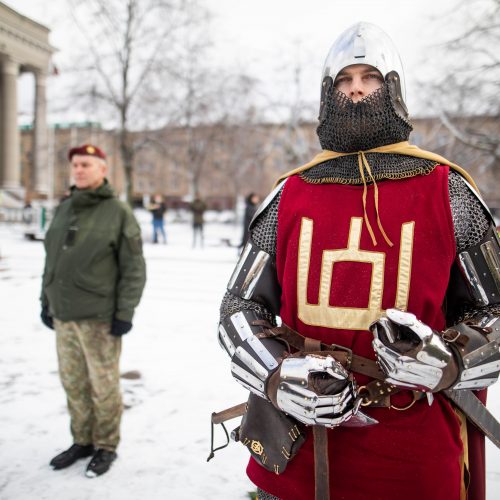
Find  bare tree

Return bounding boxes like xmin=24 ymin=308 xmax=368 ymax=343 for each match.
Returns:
xmin=423 ymin=0 xmax=500 ymax=198
xmin=65 ymin=0 xmax=209 ymax=203
xmin=259 ymin=40 xmax=319 ymax=166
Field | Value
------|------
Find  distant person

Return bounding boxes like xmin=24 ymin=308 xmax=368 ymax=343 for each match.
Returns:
xmin=40 ymin=144 xmax=146 ymax=478
xmin=190 ymin=193 xmax=207 ymax=248
xmin=22 ymin=200 xmax=34 ymax=224
xmin=240 ymin=192 xmax=259 ymax=249
xmin=149 ymin=194 xmax=167 ymax=244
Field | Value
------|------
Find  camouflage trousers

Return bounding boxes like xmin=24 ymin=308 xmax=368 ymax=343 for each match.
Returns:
xmin=54 ymin=319 xmax=122 ymax=451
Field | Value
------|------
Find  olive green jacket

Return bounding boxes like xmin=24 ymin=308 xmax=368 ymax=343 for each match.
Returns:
xmin=41 ymin=180 xmax=146 ymax=322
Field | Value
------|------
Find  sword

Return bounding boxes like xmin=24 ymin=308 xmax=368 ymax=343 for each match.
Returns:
xmin=445 ymin=388 xmax=500 ymax=449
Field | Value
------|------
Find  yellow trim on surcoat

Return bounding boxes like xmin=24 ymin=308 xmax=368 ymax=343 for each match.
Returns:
xmin=274 ymin=141 xmax=480 ymax=193
xmin=454 ymin=408 xmax=469 ymax=500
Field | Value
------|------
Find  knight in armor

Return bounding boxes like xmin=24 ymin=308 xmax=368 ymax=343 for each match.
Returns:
xmin=216 ymin=22 xmax=500 ymax=500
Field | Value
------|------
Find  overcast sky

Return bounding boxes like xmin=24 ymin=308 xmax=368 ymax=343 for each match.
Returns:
xmin=6 ymin=0 xmax=462 ymax=122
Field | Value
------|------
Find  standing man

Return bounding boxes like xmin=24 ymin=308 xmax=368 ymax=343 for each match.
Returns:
xmin=149 ymin=194 xmax=167 ymax=244
xmin=217 ymin=23 xmax=500 ymax=500
xmin=190 ymin=192 xmax=206 ymax=248
xmin=40 ymin=144 xmax=146 ymax=477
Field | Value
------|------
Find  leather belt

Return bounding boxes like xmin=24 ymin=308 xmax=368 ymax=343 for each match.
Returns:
xmin=259 ymin=324 xmax=423 ymax=409
xmin=261 ymin=323 xmax=500 ymax=448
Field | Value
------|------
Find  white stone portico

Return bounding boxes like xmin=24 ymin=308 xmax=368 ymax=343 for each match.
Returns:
xmin=0 ymin=2 xmax=54 ymax=204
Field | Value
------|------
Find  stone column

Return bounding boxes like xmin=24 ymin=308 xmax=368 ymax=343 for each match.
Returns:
xmin=33 ymin=70 xmax=48 ymax=194
xmin=1 ymin=58 xmax=20 ymax=190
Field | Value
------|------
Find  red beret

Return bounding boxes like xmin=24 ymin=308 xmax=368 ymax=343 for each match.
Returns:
xmin=68 ymin=144 xmax=106 ymax=161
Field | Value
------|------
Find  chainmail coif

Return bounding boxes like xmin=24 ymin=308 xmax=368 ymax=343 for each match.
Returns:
xmin=317 ymin=83 xmax=412 ymax=152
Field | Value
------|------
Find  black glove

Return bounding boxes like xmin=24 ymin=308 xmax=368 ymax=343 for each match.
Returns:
xmin=41 ymin=306 xmax=54 ymax=330
xmin=111 ymin=317 xmax=132 ymax=336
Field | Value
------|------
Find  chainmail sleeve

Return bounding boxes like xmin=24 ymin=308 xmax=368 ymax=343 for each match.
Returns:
xmin=448 ymin=170 xmax=500 ymax=321
xmin=219 ymin=188 xmax=282 ymax=324
xmin=448 ymin=170 xmax=490 ymax=253
xmin=249 ymin=190 xmax=280 ymax=256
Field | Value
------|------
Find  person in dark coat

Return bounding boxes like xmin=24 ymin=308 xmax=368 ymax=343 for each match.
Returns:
xmin=190 ymin=193 xmax=207 ymax=248
xmin=240 ymin=193 xmax=259 ymax=249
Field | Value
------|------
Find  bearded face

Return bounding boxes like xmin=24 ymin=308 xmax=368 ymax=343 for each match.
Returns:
xmin=316 ymin=80 xmax=412 ymax=153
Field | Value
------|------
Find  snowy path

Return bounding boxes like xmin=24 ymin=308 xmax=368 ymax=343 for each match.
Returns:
xmin=0 ymin=219 xmax=499 ymax=499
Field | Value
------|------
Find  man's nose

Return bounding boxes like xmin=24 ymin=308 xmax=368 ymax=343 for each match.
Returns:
xmin=350 ymin=77 xmax=365 ymax=102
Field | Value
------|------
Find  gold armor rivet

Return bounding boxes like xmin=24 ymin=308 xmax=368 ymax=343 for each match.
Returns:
xmin=251 ymin=440 xmax=264 ymax=455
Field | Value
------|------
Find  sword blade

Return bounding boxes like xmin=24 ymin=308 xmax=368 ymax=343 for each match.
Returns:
xmin=444 ymin=389 xmax=500 ymax=449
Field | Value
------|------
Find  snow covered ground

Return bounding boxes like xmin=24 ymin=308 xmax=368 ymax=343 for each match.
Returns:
xmin=1 ymin=215 xmax=499 ymax=500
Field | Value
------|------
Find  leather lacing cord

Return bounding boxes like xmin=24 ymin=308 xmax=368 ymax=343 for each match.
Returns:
xmin=357 ymin=151 xmax=393 ymax=247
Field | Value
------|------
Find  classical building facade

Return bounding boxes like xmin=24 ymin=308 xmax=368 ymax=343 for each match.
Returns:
xmin=0 ymin=2 xmax=54 ymax=205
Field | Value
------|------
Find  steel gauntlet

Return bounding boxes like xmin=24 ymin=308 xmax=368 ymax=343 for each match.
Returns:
xmin=371 ymin=309 xmax=458 ymax=392
xmin=371 ymin=309 xmax=500 ymax=392
xmin=266 ymin=353 xmax=361 ymax=428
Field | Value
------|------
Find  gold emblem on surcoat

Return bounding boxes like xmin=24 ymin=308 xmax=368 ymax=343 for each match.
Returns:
xmin=297 ymin=216 xmax=415 ymax=330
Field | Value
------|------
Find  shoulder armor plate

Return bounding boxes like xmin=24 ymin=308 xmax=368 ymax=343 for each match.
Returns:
xmin=249 ymin=179 xmax=286 ymax=230
xmin=227 ymin=239 xmax=281 ymax=315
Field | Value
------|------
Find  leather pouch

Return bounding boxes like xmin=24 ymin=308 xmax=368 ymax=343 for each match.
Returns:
xmin=236 ymin=393 xmax=306 ymax=475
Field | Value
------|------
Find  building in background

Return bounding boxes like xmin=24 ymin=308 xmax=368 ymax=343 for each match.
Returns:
xmin=0 ymin=1 xmax=54 ymax=206
xmin=3 ymin=3 xmax=498 ymax=216
xmin=18 ymin=116 xmax=500 ymax=216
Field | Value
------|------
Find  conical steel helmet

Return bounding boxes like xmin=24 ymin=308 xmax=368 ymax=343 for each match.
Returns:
xmin=322 ymin=22 xmax=406 ymax=102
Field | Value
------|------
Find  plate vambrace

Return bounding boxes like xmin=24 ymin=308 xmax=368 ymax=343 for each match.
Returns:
xmin=443 ymin=315 xmax=500 ymax=390
xmin=219 ymin=239 xmax=285 ymax=400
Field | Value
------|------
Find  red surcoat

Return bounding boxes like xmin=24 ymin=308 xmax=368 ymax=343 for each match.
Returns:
xmin=247 ymin=166 xmax=482 ymax=499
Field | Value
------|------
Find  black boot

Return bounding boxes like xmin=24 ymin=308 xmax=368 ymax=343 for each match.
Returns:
xmin=85 ymin=448 xmax=117 ymax=478
xmin=50 ymin=444 xmax=94 ymax=470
